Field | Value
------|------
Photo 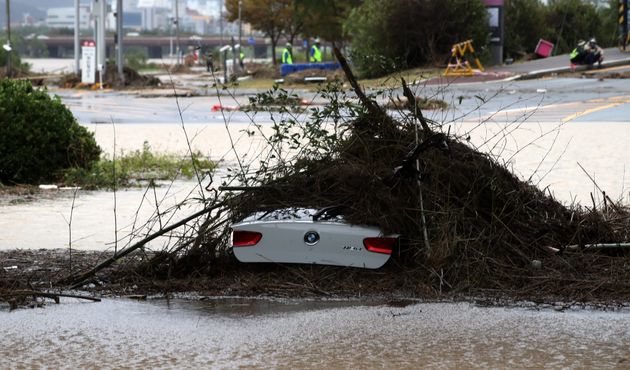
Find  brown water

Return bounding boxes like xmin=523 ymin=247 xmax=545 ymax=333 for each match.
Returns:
xmin=0 ymin=298 xmax=628 ymax=369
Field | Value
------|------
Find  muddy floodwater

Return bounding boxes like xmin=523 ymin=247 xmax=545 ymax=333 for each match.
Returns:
xmin=0 ymin=299 xmax=628 ymax=369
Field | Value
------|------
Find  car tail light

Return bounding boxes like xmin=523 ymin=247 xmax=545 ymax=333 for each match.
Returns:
xmin=363 ymin=237 xmax=396 ymax=254
xmin=232 ymin=230 xmax=262 ymax=247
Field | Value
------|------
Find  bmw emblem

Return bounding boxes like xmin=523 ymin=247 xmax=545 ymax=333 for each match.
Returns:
xmin=304 ymin=231 xmax=320 ymax=245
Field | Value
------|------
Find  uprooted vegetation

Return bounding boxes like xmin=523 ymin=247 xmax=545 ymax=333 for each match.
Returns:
xmin=2 ymin=48 xmax=630 ymax=309
xmin=58 ymin=64 xmax=161 ymax=89
xmin=62 ymin=141 xmax=216 ymax=189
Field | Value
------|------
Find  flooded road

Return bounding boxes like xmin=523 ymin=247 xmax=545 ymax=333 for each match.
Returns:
xmin=0 ymin=298 xmax=628 ymax=369
xmin=0 ymin=180 xmax=207 ymax=250
xmin=3 ymin=80 xmax=630 ymax=251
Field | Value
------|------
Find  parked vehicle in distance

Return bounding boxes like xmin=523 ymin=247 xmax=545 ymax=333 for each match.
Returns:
xmin=231 ymin=208 xmax=397 ymax=269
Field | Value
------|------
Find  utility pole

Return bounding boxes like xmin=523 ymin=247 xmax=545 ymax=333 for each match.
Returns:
xmin=93 ymin=0 xmax=106 ymax=78
xmin=238 ymin=0 xmax=242 ymax=71
xmin=231 ymin=36 xmax=236 ymax=74
xmin=5 ymin=0 xmax=11 ymax=77
xmin=116 ymin=0 xmax=123 ymax=81
xmin=175 ymin=0 xmax=180 ymax=66
xmin=219 ymin=0 xmax=224 ymax=47
xmin=74 ymin=0 xmax=80 ymax=75
xmin=238 ymin=0 xmax=242 ymax=47
xmin=99 ymin=0 xmax=106 ymax=72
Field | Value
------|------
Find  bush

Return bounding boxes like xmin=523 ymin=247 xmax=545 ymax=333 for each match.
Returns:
xmin=0 ymin=79 xmax=101 ymax=184
xmin=124 ymin=47 xmax=149 ymax=70
xmin=63 ymin=141 xmax=217 ymax=189
xmin=504 ymin=0 xmax=549 ymax=58
xmin=597 ymin=0 xmax=620 ymax=48
xmin=545 ymin=0 xmax=602 ymax=54
xmin=345 ymin=0 xmax=489 ymax=78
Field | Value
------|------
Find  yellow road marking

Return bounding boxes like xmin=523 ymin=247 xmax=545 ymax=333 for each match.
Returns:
xmin=479 ymin=95 xmax=630 ymax=123
xmin=561 ymin=103 xmax=621 ymax=123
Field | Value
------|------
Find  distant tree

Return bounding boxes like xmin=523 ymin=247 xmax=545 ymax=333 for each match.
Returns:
xmin=503 ymin=0 xmax=549 ymax=58
xmin=298 ymin=0 xmax=360 ymax=43
xmin=597 ymin=0 xmax=621 ymax=47
xmin=345 ymin=0 xmax=488 ymax=77
xmin=545 ymin=0 xmax=601 ymax=54
xmin=283 ymin=1 xmax=307 ymax=45
xmin=225 ymin=0 xmax=292 ymax=64
xmin=343 ymin=0 xmax=392 ymax=77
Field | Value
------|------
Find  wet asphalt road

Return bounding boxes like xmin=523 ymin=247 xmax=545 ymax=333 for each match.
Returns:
xmin=55 ymin=75 xmax=630 ymax=126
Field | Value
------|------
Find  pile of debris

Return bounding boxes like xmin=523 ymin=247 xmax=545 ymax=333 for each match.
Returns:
xmin=214 ymin=48 xmax=630 ymax=301
xmin=58 ymin=64 xmax=161 ymax=89
xmin=11 ymin=48 xmax=629 ymax=305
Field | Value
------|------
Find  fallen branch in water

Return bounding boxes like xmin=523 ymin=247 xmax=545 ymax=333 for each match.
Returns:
xmin=0 ymin=290 xmax=101 ymax=310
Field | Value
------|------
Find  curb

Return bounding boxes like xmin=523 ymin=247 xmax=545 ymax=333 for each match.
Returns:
xmin=516 ymin=57 xmax=630 ymax=80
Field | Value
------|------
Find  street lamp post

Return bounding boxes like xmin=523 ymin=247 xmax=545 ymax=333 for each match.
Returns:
xmin=74 ymin=0 xmax=80 ymax=75
xmin=238 ymin=0 xmax=242 ymax=71
xmin=175 ymin=0 xmax=180 ymax=66
xmin=116 ymin=0 xmax=123 ymax=81
xmin=5 ymin=0 xmax=11 ymax=77
xmin=219 ymin=0 xmax=224 ymax=47
xmin=238 ymin=0 xmax=242 ymax=47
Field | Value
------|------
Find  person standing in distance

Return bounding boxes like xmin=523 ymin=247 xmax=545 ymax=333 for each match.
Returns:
xmin=282 ymin=43 xmax=293 ymax=64
xmin=310 ymin=38 xmax=322 ymax=63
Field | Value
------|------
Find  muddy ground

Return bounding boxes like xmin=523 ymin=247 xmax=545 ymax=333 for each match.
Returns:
xmin=2 ymin=248 xmax=629 ymax=312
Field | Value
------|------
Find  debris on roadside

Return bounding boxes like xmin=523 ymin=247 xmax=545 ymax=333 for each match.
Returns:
xmin=384 ymin=96 xmax=448 ymax=110
xmin=57 ymin=64 xmax=161 ymax=89
xmin=4 ymin=48 xmax=630 ymax=308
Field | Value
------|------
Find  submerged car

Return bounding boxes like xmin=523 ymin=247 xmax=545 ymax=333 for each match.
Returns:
xmin=231 ymin=208 xmax=397 ymax=269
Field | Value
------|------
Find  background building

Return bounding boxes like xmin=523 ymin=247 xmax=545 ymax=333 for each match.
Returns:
xmin=45 ymin=6 xmax=91 ymax=29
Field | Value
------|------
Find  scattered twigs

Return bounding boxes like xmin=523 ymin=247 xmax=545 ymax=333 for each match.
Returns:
xmin=5 ymin=290 xmax=102 ymax=302
xmin=401 ymin=77 xmax=431 ymax=134
xmin=60 ymin=201 xmax=226 ymax=289
xmin=164 ymin=62 xmax=208 ymax=198
xmin=111 ymin=117 xmax=119 ymax=253
xmin=67 ymin=187 xmax=78 ymax=273
xmin=332 ymin=45 xmax=395 ymax=131
xmin=562 ymin=243 xmax=630 ymax=251
xmin=219 ymin=186 xmax=274 ymax=191
xmin=578 ymin=162 xmax=623 ymax=213
xmin=0 ymin=290 xmax=101 ymax=310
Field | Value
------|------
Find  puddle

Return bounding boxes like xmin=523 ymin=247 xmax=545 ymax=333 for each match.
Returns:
xmin=0 ymin=299 xmax=628 ymax=368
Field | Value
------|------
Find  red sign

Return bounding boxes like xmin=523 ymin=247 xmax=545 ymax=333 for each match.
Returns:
xmin=82 ymin=40 xmax=96 ymax=47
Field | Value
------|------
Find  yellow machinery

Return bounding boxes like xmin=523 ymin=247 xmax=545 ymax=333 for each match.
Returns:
xmin=443 ymin=40 xmax=485 ymax=76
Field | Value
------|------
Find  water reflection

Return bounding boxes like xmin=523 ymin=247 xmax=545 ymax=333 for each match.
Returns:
xmin=0 ymin=298 xmax=628 ymax=369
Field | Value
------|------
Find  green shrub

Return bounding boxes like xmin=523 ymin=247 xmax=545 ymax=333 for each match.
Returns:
xmin=0 ymin=79 xmax=101 ymax=184
xmin=124 ymin=47 xmax=149 ymax=70
xmin=504 ymin=0 xmax=549 ymax=58
xmin=545 ymin=0 xmax=602 ymax=54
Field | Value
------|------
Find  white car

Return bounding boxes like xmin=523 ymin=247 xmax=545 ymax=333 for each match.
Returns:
xmin=231 ymin=208 xmax=396 ymax=269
